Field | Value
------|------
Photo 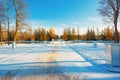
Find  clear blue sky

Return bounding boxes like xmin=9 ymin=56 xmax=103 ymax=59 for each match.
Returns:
xmin=26 ymin=0 xmax=105 ymax=34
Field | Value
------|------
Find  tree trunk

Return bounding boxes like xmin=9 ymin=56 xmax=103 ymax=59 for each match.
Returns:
xmin=78 ymin=26 xmax=79 ymax=42
xmin=114 ymin=23 xmax=119 ymax=43
xmin=0 ymin=22 xmax=2 ymax=46
xmin=8 ymin=17 xmax=10 ymax=45
xmin=14 ymin=11 xmax=19 ymax=42
xmin=114 ymin=10 xmax=119 ymax=43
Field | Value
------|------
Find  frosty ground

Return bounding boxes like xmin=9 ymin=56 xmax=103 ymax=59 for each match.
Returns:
xmin=0 ymin=42 xmax=120 ymax=80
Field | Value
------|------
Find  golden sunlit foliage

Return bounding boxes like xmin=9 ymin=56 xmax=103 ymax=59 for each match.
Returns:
xmin=49 ymin=27 xmax=56 ymax=39
xmin=71 ymin=28 xmax=76 ymax=40
xmin=40 ymin=28 xmax=47 ymax=41
xmin=0 ymin=26 xmax=120 ymax=42
xmin=62 ymin=28 xmax=69 ymax=41
xmin=105 ymin=26 xmax=113 ymax=40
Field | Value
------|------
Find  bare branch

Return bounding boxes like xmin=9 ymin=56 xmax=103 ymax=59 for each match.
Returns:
xmin=98 ymin=0 xmax=120 ymax=43
xmin=108 ymin=0 xmax=116 ymax=11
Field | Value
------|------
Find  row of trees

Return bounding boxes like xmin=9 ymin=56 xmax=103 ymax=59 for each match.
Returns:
xmin=1 ymin=26 xmax=120 ymax=42
xmin=1 ymin=27 xmax=57 ymax=41
xmin=62 ymin=26 xmax=119 ymax=41
xmin=34 ymin=27 xmax=57 ymax=41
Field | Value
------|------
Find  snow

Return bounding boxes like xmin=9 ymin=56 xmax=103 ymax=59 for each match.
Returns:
xmin=0 ymin=42 xmax=120 ymax=80
xmin=69 ymin=43 xmax=106 ymax=64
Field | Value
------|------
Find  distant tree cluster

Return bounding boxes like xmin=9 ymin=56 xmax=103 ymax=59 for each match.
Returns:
xmin=86 ymin=28 xmax=96 ymax=40
xmin=33 ymin=27 xmax=58 ymax=41
xmin=1 ymin=25 xmax=120 ymax=42
xmin=61 ymin=26 xmax=118 ymax=41
xmin=61 ymin=28 xmax=78 ymax=41
xmin=1 ymin=27 xmax=58 ymax=41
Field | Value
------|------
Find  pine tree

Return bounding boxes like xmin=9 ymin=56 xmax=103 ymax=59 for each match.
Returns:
xmin=49 ymin=27 xmax=56 ymax=40
xmin=105 ymin=26 xmax=113 ymax=40
xmin=86 ymin=28 xmax=96 ymax=40
xmin=91 ymin=28 xmax=96 ymax=40
xmin=71 ymin=28 xmax=76 ymax=40
xmin=47 ymin=31 xmax=50 ymax=41
xmin=62 ymin=28 xmax=68 ymax=41
xmin=86 ymin=28 xmax=90 ymax=40
xmin=34 ymin=29 xmax=39 ymax=41
xmin=9 ymin=28 xmax=15 ymax=41
xmin=99 ymin=30 xmax=106 ymax=40
xmin=40 ymin=28 xmax=47 ymax=41
xmin=81 ymin=34 xmax=87 ymax=40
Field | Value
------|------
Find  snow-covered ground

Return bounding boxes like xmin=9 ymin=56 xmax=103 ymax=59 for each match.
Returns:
xmin=0 ymin=42 xmax=120 ymax=80
xmin=69 ymin=43 xmax=106 ymax=65
xmin=69 ymin=43 xmax=120 ymax=72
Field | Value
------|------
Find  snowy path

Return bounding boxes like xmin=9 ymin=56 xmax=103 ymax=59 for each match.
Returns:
xmin=0 ymin=43 xmax=120 ymax=80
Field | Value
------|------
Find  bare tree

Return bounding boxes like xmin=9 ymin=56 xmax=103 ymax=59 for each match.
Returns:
xmin=98 ymin=0 xmax=120 ymax=43
xmin=12 ymin=0 xmax=27 ymax=42
xmin=4 ymin=0 xmax=12 ymax=45
xmin=0 ymin=1 xmax=5 ymax=46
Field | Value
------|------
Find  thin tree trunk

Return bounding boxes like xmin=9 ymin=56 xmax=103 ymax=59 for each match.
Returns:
xmin=8 ymin=17 xmax=10 ymax=45
xmin=0 ymin=22 xmax=2 ymax=46
xmin=78 ymin=26 xmax=79 ymax=42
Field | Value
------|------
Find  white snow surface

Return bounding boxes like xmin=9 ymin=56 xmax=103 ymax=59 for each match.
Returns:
xmin=0 ymin=42 xmax=120 ymax=80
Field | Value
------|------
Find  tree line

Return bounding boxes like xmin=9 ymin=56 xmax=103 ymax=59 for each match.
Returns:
xmin=1 ymin=25 xmax=120 ymax=42
xmin=62 ymin=26 xmax=120 ymax=41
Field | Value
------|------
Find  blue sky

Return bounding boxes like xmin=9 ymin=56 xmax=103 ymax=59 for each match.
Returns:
xmin=26 ymin=0 xmax=106 ymax=34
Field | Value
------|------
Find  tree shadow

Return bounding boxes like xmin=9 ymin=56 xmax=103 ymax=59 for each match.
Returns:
xmin=0 ymin=61 xmax=120 ymax=80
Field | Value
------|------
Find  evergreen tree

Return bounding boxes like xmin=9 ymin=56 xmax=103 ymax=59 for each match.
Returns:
xmin=40 ymin=28 xmax=47 ymax=41
xmin=105 ymin=26 xmax=113 ymax=40
xmin=62 ymin=28 xmax=69 ymax=41
xmin=9 ymin=28 xmax=15 ymax=41
xmin=86 ymin=28 xmax=90 ymax=40
xmin=86 ymin=28 xmax=96 ymax=40
xmin=81 ymin=34 xmax=87 ymax=40
xmin=34 ymin=29 xmax=39 ymax=41
xmin=71 ymin=28 xmax=76 ymax=40
xmin=99 ymin=30 xmax=106 ymax=40
xmin=68 ymin=28 xmax=71 ymax=40
xmin=47 ymin=31 xmax=50 ymax=41
xmin=49 ymin=27 xmax=56 ymax=40
xmin=90 ymin=28 xmax=96 ymax=40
